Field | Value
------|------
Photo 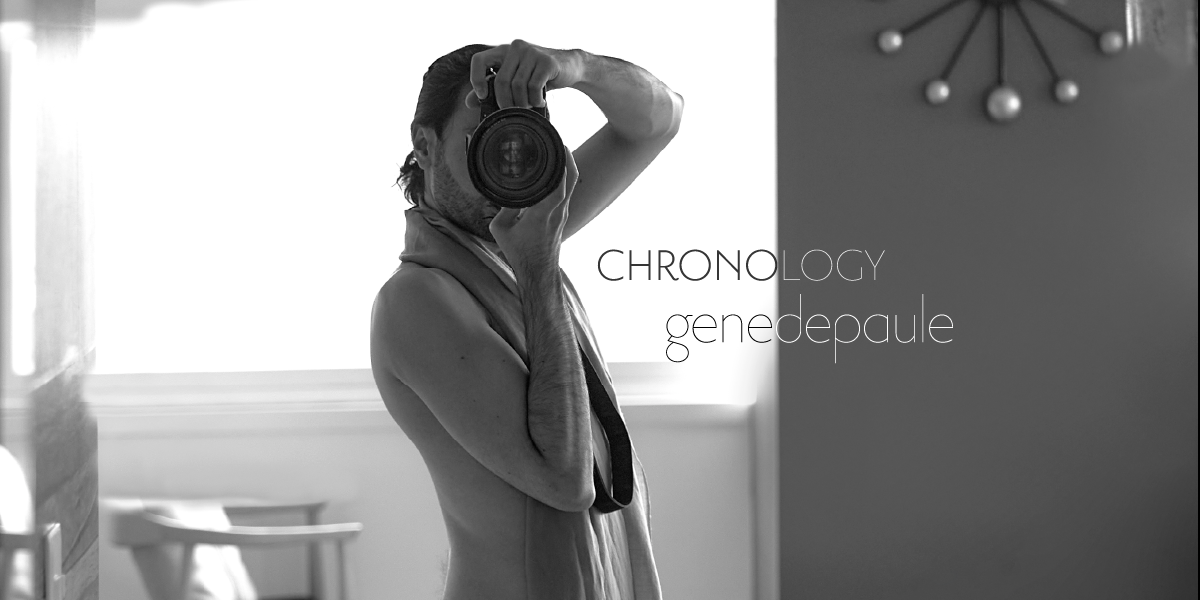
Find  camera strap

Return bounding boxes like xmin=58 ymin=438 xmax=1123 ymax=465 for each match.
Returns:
xmin=581 ymin=344 xmax=634 ymax=513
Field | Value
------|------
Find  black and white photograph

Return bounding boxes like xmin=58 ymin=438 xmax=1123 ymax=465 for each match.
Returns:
xmin=0 ymin=0 xmax=1194 ymax=599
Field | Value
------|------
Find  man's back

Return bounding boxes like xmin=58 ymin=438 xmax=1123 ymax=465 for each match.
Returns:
xmin=372 ymin=264 xmax=532 ymax=598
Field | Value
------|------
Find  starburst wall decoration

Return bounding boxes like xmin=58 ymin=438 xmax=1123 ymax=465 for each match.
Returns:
xmin=876 ymin=0 xmax=1125 ymax=122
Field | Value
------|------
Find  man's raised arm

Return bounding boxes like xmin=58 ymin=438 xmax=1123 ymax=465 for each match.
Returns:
xmin=467 ymin=40 xmax=685 ymax=240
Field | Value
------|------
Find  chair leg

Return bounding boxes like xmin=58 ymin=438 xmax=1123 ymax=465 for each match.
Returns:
xmin=308 ymin=542 xmax=323 ymax=600
xmin=1 ymin=547 xmax=11 ymax=600
xmin=178 ymin=544 xmax=196 ymax=600
xmin=336 ymin=541 xmax=347 ymax=600
xmin=305 ymin=507 xmax=323 ymax=600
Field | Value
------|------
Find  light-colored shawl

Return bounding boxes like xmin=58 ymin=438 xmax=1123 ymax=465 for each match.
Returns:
xmin=398 ymin=205 xmax=662 ymax=600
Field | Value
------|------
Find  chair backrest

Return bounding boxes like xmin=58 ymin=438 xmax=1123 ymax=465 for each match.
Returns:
xmin=0 ymin=446 xmax=34 ymax=600
xmin=105 ymin=499 xmax=258 ymax=600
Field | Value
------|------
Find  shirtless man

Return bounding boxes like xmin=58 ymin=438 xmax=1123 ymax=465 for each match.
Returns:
xmin=370 ymin=41 xmax=683 ymax=599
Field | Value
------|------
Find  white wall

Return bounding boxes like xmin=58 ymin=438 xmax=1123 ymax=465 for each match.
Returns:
xmin=93 ymin=370 xmax=755 ymax=600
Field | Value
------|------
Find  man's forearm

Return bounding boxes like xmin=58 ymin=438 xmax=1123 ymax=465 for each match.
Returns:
xmin=567 ymin=50 xmax=684 ymax=141
xmin=517 ymin=263 xmax=594 ymax=506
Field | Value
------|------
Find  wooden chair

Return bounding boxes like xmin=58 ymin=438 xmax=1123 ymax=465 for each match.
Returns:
xmin=103 ymin=498 xmax=363 ymax=600
xmin=0 ymin=446 xmax=35 ymax=600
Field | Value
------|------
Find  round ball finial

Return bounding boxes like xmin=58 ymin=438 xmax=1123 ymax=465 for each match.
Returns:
xmin=1098 ymin=30 xmax=1125 ymax=54
xmin=925 ymin=79 xmax=951 ymax=105
xmin=877 ymin=30 xmax=904 ymax=54
xmin=1054 ymin=79 xmax=1079 ymax=104
xmin=986 ymin=85 xmax=1022 ymax=121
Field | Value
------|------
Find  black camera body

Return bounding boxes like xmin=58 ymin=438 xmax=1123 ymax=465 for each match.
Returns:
xmin=466 ymin=73 xmax=566 ymax=209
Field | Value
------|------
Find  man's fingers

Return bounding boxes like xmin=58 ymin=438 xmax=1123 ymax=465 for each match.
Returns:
xmin=542 ymin=147 xmax=578 ymax=210
xmin=489 ymin=207 xmax=520 ymax=234
xmin=547 ymin=151 xmax=577 ymax=224
xmin=561 ymin=147 xmax=579 ymax=203
xmin=529 ymin=60 xmax=554 ymax=108
xmin=493 ymin=47 xmax=522 ymax=109
xmin=510 ymin=59 xmax=538 ymax=108
xmin=516 ymin=148 xmax=575 ymax=224
xmin=463 ymin=88 xmax=481 ymax=110
xmin=470 ymin=43 xmax=557 ymax=108
xmin=469 ymin=46 xmax=507 ymax=100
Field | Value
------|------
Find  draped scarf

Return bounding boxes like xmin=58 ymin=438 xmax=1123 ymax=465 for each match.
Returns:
xmin=398 ymin=205 xmax=662 ymax=600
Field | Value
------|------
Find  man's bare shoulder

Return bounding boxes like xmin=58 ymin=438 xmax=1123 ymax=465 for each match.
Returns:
xmin=370 ymin=265 xmax=491 ymax=377
xmin=376 ymin=265 xmax=474 ymax=314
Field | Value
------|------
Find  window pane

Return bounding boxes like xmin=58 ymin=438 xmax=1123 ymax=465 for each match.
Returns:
xmin=87 ymin=0 xmax=774 ymax=373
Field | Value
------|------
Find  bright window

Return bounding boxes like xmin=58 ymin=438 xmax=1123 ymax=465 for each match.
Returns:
xmin=76 ymin=0 xmax=774 ymax=375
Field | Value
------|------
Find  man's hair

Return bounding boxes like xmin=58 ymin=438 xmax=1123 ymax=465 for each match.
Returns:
xmin=396 ymin=44 xmax=494 ymax=206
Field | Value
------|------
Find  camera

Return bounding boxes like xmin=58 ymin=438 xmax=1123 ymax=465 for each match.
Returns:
xmin=466 ymin=71 xmax=566 ymax=209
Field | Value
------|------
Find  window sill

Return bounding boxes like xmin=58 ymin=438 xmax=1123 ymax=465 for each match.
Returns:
xmin=80 ymin=364 xmax=755 ymax=439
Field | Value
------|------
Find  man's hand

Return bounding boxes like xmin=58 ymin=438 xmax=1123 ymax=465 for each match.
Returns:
xmin=488 ymin=148 xmax=580 ymax=275
xmin=470 ymin=40 xmax=683 ymax=243
xmin=467 ymin=39 xmax=584 ymax=109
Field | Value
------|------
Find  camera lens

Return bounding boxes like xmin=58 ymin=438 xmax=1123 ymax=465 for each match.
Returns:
xmin=482 ymin=125 xmax=541 ymax=187
xmin=467 ymin=99 xmax=565 ymax=209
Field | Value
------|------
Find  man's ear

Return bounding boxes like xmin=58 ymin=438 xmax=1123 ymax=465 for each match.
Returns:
xmin=412 ymin=126 xmax=437 ymax=170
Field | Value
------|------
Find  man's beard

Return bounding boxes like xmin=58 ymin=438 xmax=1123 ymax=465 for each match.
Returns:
xmin=430 ymin=156 xmax=496 ymax=242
